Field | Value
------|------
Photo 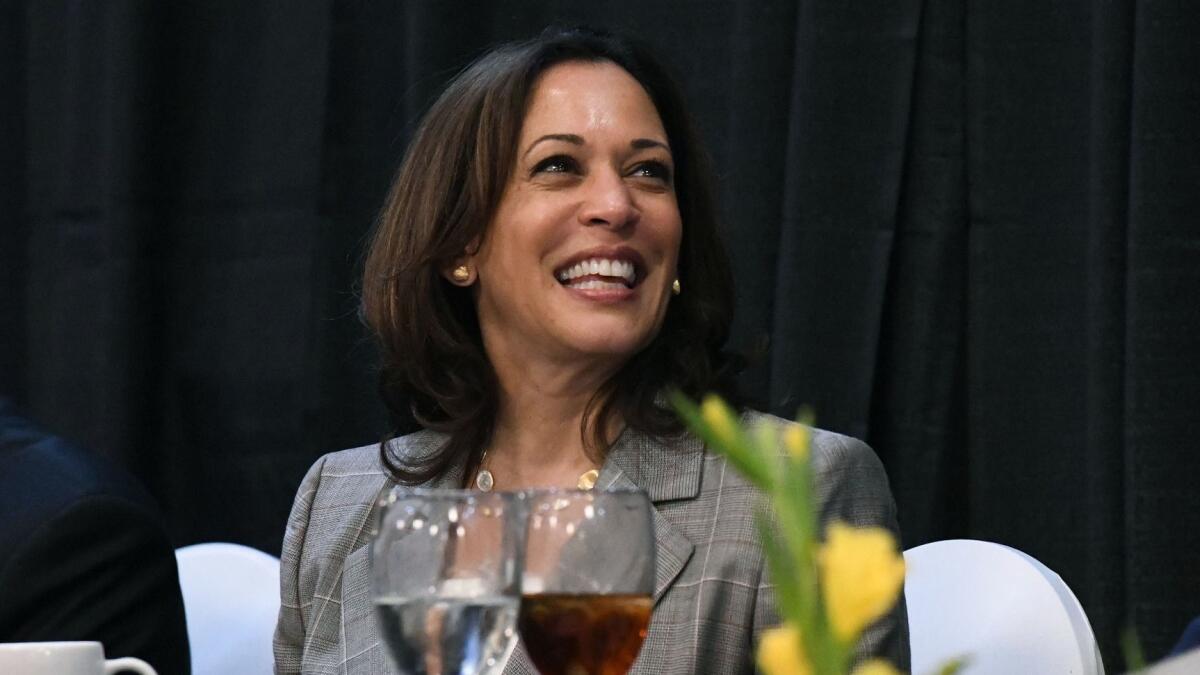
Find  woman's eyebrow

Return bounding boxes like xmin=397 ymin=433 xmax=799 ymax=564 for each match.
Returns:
xmin=523 ymin=133 xmax=584 ymax=159
xmin=522 ymin=134 xmax=671 ymax=159
xmin=631 ymin=138 xmax=670 ymax=152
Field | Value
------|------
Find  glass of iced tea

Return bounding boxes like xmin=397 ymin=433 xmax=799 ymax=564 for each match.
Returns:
xmin=371 ymin=488 xmax=524 ymax=675
xmin=518 ymin=489 xmax=656 ymax=675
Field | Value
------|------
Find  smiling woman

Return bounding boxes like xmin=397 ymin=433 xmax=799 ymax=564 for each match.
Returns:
xmin=360 ymin=28 xmax=737 ymax=490
xmin=274 ymin=25 xmax=909 ymax=674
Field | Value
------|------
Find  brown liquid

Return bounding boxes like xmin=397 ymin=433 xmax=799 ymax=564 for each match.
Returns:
xmin=519 ymin=593 xmax=653 ymax=675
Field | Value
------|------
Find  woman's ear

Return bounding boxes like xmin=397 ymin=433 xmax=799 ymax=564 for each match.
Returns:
xmin=441 ymin=256 xmax=476 ymax=286
xmin=440 ymin=234 xmax=483 ymax=286
xmin=441 ymin=237 xmax=483 ymax=286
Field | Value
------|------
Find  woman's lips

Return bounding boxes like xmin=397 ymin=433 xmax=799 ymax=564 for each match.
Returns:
xmin=560 ymin=277 xmax=637 ymax=303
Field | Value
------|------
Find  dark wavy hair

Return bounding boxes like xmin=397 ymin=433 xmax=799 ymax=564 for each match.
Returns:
xmin=361 ymin=26 xmax=740 ymax=486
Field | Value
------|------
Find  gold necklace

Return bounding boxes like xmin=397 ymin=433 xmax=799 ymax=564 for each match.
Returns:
xmin=473 ymin=448 xmax=599 ymax=492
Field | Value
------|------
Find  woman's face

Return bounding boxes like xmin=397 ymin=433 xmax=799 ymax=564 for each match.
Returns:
xmin=466 ymin=60 xmax=682 ymax=373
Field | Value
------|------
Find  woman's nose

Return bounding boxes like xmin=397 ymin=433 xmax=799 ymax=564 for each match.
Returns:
xmin=577 ymin=171 xmax=639 ymax=229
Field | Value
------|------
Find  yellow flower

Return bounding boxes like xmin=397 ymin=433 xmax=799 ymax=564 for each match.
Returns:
xmin=850 ymin=659 xmax=902 ymax=675
xmin=818 ymin=522 xmax=906 ymax=642
xmin=757 ymin=623 xmax=811 ymax=675
xmin=783 ymin=423 xmax=810 ymax=461
xmin=700 ymin=394 xmax=738 ymax=447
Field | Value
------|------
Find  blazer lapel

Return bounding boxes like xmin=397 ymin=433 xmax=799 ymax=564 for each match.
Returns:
xmin=600 ymin=427 xmax=703 ymax=603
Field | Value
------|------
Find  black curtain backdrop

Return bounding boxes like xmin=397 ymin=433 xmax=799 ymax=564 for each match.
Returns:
xmin=2 ymin=0 xmax=1197 ymax=665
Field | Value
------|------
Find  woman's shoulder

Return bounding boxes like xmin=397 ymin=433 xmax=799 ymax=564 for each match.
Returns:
xmin=282 ymin=429 xmax=451 ymax=579
xmin=735 ymin=410 xmax=893 ymax=523
xmin=297 ymin=429 xmax=448 ymax=503
xmin=308 ymin=442 xmax=381 ymax=475
xmin=312 ymin=428 xmax=447 ymax=472
xmin=738 ymin=410 xmax=884 ymax=472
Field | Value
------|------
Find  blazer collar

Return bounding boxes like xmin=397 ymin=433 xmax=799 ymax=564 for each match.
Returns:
xmin=392 ymin=425 xmax=704 ymax=600
xmin=600 ymin=425 xmax=705 ymax=503
xmin=403 ymin=423 xmax=703 ymax=602
xmin=595 ymin=426 xmax=699 ymax=603
xmin=382 ymin=423 xmax=706 ymax=500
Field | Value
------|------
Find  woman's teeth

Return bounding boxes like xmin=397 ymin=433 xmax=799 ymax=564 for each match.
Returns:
xmin=556 ymin=258 xmax=637 ymax=287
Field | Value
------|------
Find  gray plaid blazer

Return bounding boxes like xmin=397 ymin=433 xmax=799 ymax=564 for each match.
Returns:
xmin=274 ymin=412 xmax=909 ymax=674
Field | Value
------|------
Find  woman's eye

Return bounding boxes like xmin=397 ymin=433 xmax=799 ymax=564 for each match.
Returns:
xmin=631 ymin=160 xmax=673 ymax=183
xmin=532 ymin=155 xmax=579 ymax=175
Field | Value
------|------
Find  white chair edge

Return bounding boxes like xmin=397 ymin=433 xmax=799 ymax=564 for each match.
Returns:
xmin=904 ymin=538 xmax=1105 ymax=675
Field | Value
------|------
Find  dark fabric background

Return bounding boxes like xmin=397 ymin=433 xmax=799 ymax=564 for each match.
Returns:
xmin=2 ymin=0 xmax=1197 ymax=665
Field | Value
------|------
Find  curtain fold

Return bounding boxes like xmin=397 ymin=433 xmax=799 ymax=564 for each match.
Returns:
xmin=1083 ymin=0 xmax=1134 ymax=656
xmin=770 ymin=2 xmax=922 ymax=440
xmin=5 ymin=0 xmax=1197 ymax=662
xmin=1124 ymin=0 xmax=1200 ymax=652
xmin=869 ymin=0 xmax=969 ymax=552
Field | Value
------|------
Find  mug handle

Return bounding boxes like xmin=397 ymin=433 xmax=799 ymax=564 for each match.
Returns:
xmin=104 ymin=657 xmax=158 ymax=675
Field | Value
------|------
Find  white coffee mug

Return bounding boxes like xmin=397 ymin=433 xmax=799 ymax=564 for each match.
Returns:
xmin=0 ymin=641 xmax=157 ymax=675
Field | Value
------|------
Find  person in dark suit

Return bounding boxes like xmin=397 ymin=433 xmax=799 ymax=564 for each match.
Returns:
xmin=0 ymin=398 xmax=191 ymax=674
xmin=1170 ymin=616 xmax=1200 ymax=657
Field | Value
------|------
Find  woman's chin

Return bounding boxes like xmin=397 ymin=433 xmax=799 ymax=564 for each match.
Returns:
xmin=559 ymin=326 xmax=658 ymax=364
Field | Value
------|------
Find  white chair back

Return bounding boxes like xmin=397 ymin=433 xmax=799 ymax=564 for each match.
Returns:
xmin=176 ymin=542 xmax=280 ymax=675
xmin=904 ymin=539 xmax=1104 ymax=675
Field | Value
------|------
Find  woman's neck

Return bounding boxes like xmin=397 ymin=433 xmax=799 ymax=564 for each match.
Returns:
xmin=484 ymin=357 xmax=621 ymax=490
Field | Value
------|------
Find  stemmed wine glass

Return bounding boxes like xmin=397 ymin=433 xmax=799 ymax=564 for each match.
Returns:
xmin=372 ymin=488 xmax=524 ymax=675
xmin=518 ymin=489 xmax=656 ymax=675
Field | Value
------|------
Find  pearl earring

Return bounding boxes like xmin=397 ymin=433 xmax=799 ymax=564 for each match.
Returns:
xmin=452 ymin=265 xmax=471 ymax=283
xmin=672 ymin=279 xmax=681 ymax=295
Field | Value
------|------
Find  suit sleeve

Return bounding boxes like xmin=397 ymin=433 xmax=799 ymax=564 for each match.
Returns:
xmin=1 ymin=494 xmax=191 ymax=675
xmin=273 ymin=455 xmax=327 ymax=674
xmin=814 ymin=433 xmax=910 ymax=671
